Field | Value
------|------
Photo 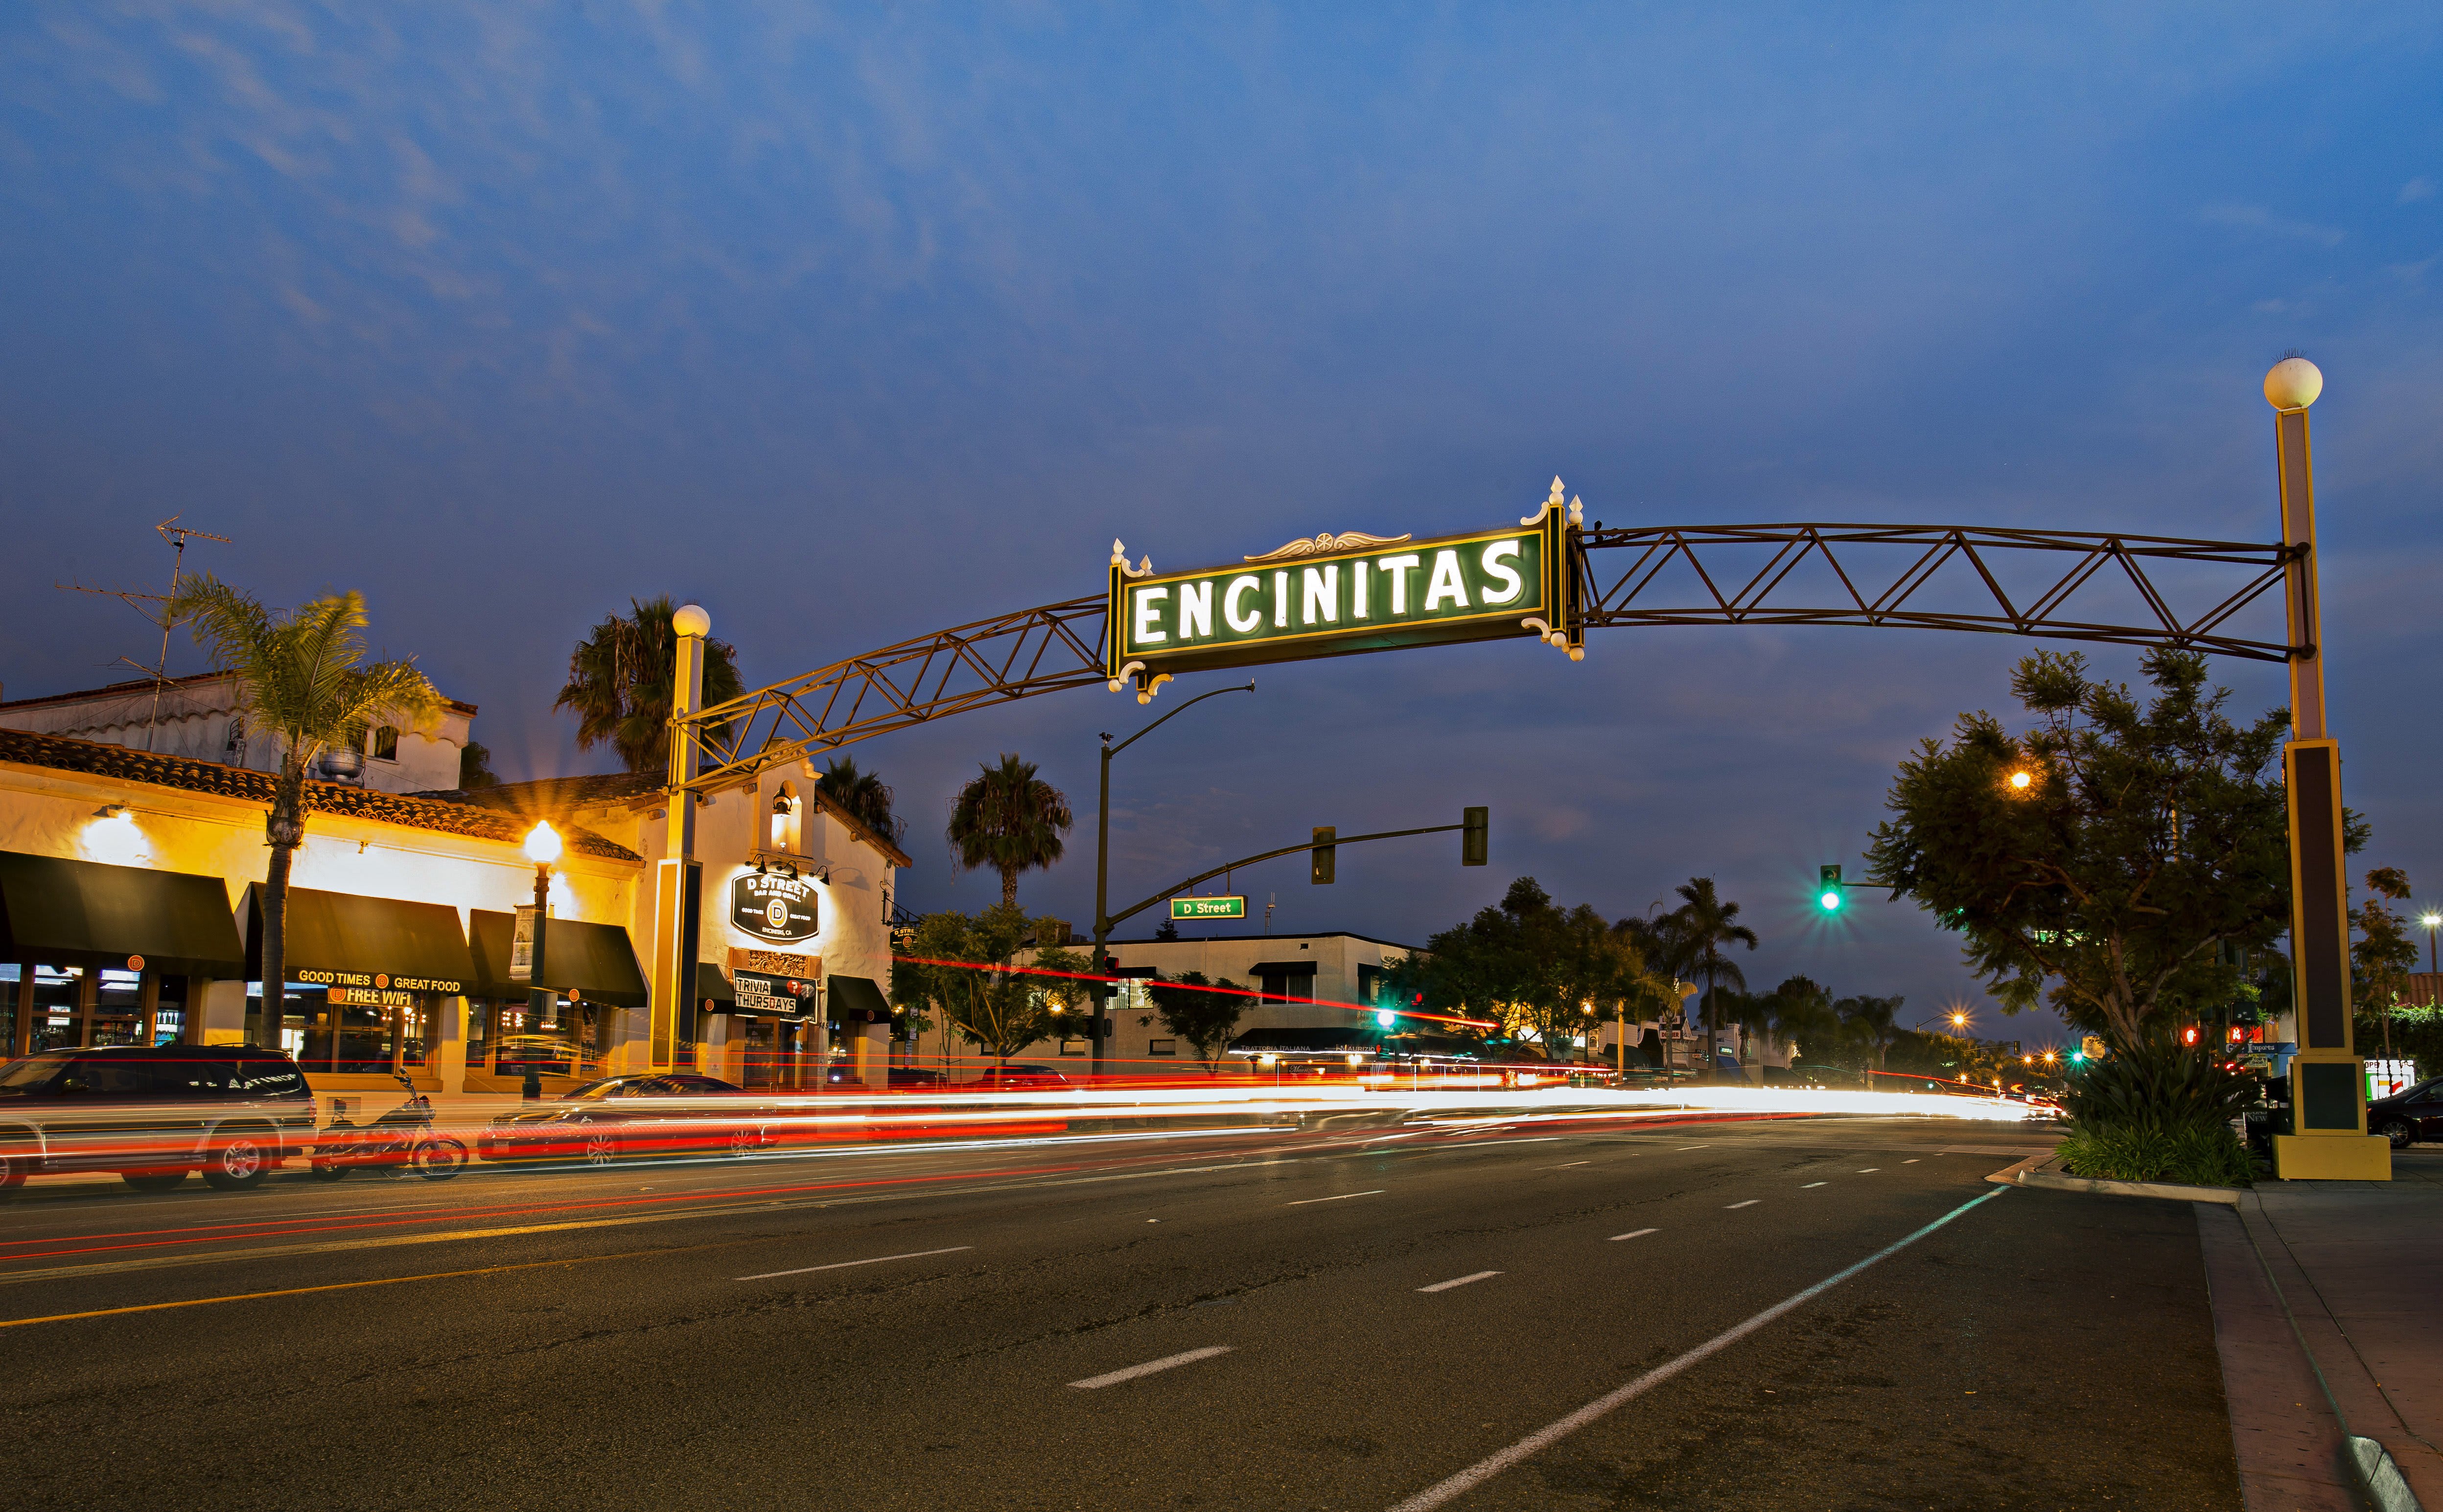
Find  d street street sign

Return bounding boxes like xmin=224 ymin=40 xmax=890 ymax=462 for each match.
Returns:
xmin=1169 ymin=895 xmax=1247 ymax=921
xmin=731 ymin=871 xmax=819 ymax=943
xmin=1106 ymin=482 xmax=1583 ymax=691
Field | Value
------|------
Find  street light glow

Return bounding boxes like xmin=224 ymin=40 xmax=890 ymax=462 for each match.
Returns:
xmin=523 ymin=820 xmax=563 ymax=866
xmin=2007 ymin=770 xmax=2033 ymax=791
xmin=2423 ymin=913 xmax=2442 ymax=930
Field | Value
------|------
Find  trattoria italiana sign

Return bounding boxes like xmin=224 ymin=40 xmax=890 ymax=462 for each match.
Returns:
xmin=1105 ymin=478 xmax=1584 ymax=700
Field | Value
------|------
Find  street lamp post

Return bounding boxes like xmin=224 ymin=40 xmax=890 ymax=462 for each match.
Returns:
xmin=2421 ymin=913 xmax=2441 ymax=975
xmin=520 ymin=821 xmax=563 ymax=1103
xmin=1090 ymin=682 xmax=1256 ymax=1077
xmin=2264 ymin=359 xmax=2388 ymax=1180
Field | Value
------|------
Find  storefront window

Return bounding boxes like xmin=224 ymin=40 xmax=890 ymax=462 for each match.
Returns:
xmin=153 ymin=975 xmax=187 ymax=1046
xmin=93 ymin=969 xmax=144 ymax=1048
xmin=483 ymin=996 xmax=604 ymax=1081
xmin=30 ymin=965 xmax=83 ymax=1054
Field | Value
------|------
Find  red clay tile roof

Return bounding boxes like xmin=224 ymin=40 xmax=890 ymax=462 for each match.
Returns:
xmin=0 ymin=730 xmax=635 ymax=862
xmin=0 ymin=670 xmax=477 ymax=717
xmin=435 ymin=770 xmax=915 ymax=869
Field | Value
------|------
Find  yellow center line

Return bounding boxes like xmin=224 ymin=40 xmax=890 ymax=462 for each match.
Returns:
xmin=0 ymin=1237 xmax=747 ymax=1331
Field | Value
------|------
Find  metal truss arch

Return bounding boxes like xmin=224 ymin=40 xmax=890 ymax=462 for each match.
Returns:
xmin=680 ymin=524 xmax=2301 ymax=793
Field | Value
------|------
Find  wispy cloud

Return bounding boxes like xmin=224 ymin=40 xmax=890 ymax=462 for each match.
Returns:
xmin=2402 ymin=177 xmax=2436 ymax=205
xmin=2200 ymin=203 xmax=2345 ymax=246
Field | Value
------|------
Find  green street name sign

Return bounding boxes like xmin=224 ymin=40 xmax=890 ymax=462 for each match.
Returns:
xmin=1169 ymin=895 xmax=1248 ymax=921
xmin=1106 ymin=482 xmax=1584 ymax=693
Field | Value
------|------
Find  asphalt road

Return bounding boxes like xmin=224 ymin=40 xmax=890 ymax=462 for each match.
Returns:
xmin=0 ymin=1112 xmax=2243 ymax=1512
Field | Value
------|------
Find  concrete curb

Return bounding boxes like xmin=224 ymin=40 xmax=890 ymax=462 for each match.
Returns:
xmin=2350 ymin=1434 xmax=2426 ymax=1512
xmin=1985 ymin=1150 xmax=2243 ymax=1206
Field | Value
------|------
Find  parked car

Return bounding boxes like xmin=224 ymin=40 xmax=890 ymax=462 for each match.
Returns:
xmin=0 ymin=1043 xmax=316 ymax=1193
xmin=887 ymin=1067 xmax=949 ymax=1090
xmin=2371 ymin=1077 xmax=2442 ymax=1149
xmin=476 ymin=1073 xmax=776 ymax=1165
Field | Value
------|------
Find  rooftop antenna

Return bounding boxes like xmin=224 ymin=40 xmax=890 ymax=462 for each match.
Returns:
xmin=57 ymin=517 xmax=233 ymax=752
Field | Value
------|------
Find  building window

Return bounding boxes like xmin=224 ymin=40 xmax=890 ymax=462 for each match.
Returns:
xmin=1148 ymin=1039 xmax=1177 ymax=1056
xmin=1260 ymin=970 xmax=1315 ymax=1004
xmin=368 ymin=726 xmax=400 ymax=761
xmin=1357 ymin=964 xmax=1382 ymax=1005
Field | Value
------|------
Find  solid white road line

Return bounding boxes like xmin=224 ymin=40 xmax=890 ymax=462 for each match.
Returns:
xmin=734 ymin=1246 xmax=972 ymax=1281
xmin=1417 ymin=1271 xmax=1502 ymax=1293
xmin=1801 ymin=1182 xmax=1827 ymax=1189
xmin=1287 ymin=1190 xmax=1386 ymax=1206
xmin=1608 ymin=1228 xmax=1658 ymax=1242
xmin=1726 ymin=1199 xmax=1760 ymax=1210
xmin=1383 ymin=1186 xmax=2012 ymax=1512
xmin=1069 ymin=1346 xmax=1233 ymax=1390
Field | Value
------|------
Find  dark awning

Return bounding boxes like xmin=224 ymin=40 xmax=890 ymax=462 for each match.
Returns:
xmin=697 ymin=962 xmax=734 ymax=1005
xmin=1247 ymin=960 xmax=1319 ymax=976
xmin=829 ymin=974 xmax=891 ymax=1022
xmin=0 ymin=851 xmax=244 ymax=977
xmin=246 ymin=884 xmax=474 ymax=993
xmin=466 ymin=910 xmax=649 ymax=1007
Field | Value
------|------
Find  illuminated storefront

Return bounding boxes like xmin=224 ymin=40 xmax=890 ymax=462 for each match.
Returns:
xmin=0 ymin=851 xmax=244 ymax=1058
xmin=464 ymin=909 xmax=649 ymax=1093
xmin=242 ymin=884 xmax=475 ymax=1090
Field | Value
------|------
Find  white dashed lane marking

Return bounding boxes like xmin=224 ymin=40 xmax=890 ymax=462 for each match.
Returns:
xmin=1417 ymin=1271 xmax=1502 ymax=1294
xmin=1801 ymin=1182 xmax=1827 ymax=1189
xmin=1726 ymin=1199 xmax=1760 ymax=1210
xmin=1069 ymin=1347 xmax=1234 ymax=1390
xmin=734 ymin=1246 xmax=972 ymax=1282
xmin=1608 ymin=1228 xmax=1658 ymax=1242
xmin=1287 ymin=1190 xmax=1386 ymax=1206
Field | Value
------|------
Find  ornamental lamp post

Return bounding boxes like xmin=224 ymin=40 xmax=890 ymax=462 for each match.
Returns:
xmin=2263 ymin=358 xmax=2389 ymax=1180
xmin=522 ymin=821 xmax=562 ymax=1103
xmin=2420 ymin=913 xmax=2441 ymax=975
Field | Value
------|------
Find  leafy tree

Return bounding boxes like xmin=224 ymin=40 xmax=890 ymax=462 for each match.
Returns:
xmin=1384 ymin=878 xmax=1655 ymax=1064
xmin=1665 ymin=877 xmax=1757 ymax=1075
xmin=1866 ymin=649 xmax=2306 ymax=1050
xmin=555 ymin=596 xmax=745 ymax=774
xmin=2354 ymin=867 xmax=2417 ymax=1068
xmin=1140 ymin=971 xmax=1250 ymax=1074
xmin=896 ymin=904 xmax=1068 ymax=1065
xmin=167 ymin=579 xmax=439 ymax=1048
xmin=817 ymin=756 xmax=906 ymax=846
xmin=948 ymin=753 xmax=1074 ymax=909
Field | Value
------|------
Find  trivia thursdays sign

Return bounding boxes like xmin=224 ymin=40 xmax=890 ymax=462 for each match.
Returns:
xmin=1105 ymin=480 xmax=1584 ymax=696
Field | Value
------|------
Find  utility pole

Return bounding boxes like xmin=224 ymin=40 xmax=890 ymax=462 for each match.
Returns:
xmin=1090 ymin=682 xmax=1255 ymax=1078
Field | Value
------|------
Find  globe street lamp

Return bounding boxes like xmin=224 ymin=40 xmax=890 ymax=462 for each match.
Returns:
xmin=521 ymin=821 xmax=562 ymax=1103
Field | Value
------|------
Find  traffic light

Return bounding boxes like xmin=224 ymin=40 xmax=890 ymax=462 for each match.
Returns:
xmin=1311 ymin=825 xmax=1336 ymax=885
xmin=1818 ymin=864 xmax=1843 ymax=912
xmin=1462 ymin=806 xmax=1488 ymax=867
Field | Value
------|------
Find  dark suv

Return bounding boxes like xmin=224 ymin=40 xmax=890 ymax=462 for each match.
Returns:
xmin=0 ymin=1044 xmax=316 ymax=1194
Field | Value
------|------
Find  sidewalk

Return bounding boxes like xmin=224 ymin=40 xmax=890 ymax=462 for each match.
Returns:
xmin=2199 ymin=1148 xmax=2443 ymax=1512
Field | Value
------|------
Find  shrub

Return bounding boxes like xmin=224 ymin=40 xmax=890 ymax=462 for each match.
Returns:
xmin=2054 ymin=1035 xmax=2256 ymax=1187
xmin=2057 ymin=1122 xmax=2253 ymax=1187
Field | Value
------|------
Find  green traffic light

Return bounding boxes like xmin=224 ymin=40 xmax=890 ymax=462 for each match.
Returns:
xmin=1819 ymin=890 xmax=1842 ymax=911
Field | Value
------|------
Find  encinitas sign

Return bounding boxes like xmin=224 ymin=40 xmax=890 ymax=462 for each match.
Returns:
xmin=1105 ymin=480 xmax=1583 ymax=696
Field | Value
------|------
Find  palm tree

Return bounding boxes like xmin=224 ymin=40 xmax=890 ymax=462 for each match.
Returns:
xmin=554 ymin=596 xmax=745 ymax=773
xmin=1668 ymin=876 xmax=1758 ymax=1078
xmin=1836 ymin=994 xmax=1903 ymax=1085
xmin=817 ymin=756 xmax=906 ymax=846
xmin=167 ymin=579 xmax=440 ymax=1050
xmin=947 ymin=753 xmax=1074 ymax=910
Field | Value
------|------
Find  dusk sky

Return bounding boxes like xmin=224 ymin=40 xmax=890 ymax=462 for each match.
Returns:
xmin=7 ymin=6 xmax=2442 ymax=1046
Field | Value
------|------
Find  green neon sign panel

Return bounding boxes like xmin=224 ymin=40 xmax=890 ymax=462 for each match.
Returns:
xmin=1170 ymin=895 xmax=1247 ymax=920
xmin=1107 ymin=487 xmax=1582 ymax=687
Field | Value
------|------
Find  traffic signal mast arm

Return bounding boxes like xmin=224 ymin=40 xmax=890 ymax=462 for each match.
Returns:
xmin=1100 ymin=821 xmax=1470 ymax=935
